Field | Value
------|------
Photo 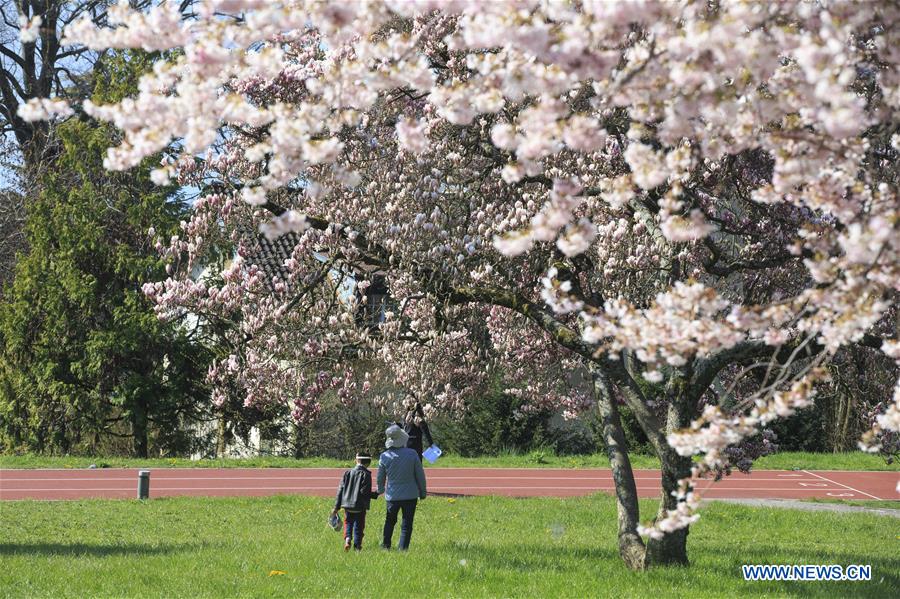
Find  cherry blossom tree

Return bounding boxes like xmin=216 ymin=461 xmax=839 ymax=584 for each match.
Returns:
xmin=24 ymin=0 xmax=899 ymax=569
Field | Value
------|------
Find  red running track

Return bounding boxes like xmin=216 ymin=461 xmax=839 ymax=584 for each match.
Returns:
xmin=1 ymin=468 xmax=897 ymax=501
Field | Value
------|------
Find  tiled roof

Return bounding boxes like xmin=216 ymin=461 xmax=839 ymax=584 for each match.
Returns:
xmin=253 ymin=231 xmax=302 ymax=290
xmin=238 ymin=223 xmax=386 ymax=298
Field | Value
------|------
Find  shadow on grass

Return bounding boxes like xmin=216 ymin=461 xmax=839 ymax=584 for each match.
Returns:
xmin=0 ymin=541 xmax=201 ymax=557
xmin=436 ymin=539 xmax=618 ymax=572
xmin=435 ymin=539 xmax=899 ymax=597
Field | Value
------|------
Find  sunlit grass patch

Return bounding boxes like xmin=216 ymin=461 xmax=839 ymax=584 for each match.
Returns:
xmin=0 ymin=493 xmax=896 ymax=598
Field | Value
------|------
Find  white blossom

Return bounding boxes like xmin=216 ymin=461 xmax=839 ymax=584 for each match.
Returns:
xmin=18 ymin=15 xmax=41 ymax=43
xmin=17 ymin=98 xmax=73 ymax=121
xmin=396 ymin=118 xmax=430 ymax=153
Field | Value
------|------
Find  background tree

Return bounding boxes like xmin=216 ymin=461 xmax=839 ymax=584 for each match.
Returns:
xmin=1 ymin=0 xmax=101 ymax=288
xmin=0 ymin=51 xmax=208 ymax=457
xmin=0 ymin=1 xmax=195 ymax=289
xmin=0 ymin=183 xmax=25 ymax=292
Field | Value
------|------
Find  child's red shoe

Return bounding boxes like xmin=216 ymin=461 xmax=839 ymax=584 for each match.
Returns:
xmin=344 ymin=539 xmax=351 ymax=552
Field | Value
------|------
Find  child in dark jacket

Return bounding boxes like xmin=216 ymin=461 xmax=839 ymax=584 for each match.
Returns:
xmin=332 ymin=454 xmax=378 ymax=551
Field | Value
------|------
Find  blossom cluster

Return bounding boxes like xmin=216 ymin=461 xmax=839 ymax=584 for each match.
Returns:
xmin=18 ymin=15 xmax=41 ymax=43
xmin=17 ymin=98 xmax=74 ymax=122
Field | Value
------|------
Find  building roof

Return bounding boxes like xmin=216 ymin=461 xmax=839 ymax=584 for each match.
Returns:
xmin=246 ymin=229 xmax=302 ymax=291
xmin=240 ymin=225 xmax=385 ymax=294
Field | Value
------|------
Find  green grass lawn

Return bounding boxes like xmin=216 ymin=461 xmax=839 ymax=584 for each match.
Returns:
xmin=751 ymin=452 xmax=898 ymax=472
xmin=0 ymin=494 xmax=896 ymax=598
xmin=1 ymin=451 xmax=896 ymax=471
xmin=800 ymin=498 xmax=900 ymax=510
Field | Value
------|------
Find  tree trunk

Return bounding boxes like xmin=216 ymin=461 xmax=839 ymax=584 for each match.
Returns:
xmin=216 ymin=412 xmax=227 ymax=458
xmin=58 ymin=410 xmax=70 ymax=455
xmin=292 ymin=422 xmax=304 ymax=459
xmin=645 ymin=370 xmax=694 ymax=567
xmin=593 ymin=367 xmax=647 ymax=569
xmin=645 ymin=449 xmax=692 ymax=566
xmin=131 ymin=396 xmax=149 ymax=458
xmin=604 ymin=357 xmax=695 ymax=568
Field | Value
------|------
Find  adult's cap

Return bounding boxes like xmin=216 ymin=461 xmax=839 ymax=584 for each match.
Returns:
xmin=384 ymin=424 xmax=410 ymax=449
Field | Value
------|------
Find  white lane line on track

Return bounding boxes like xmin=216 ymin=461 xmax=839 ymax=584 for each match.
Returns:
xmin=0 ymin=476 xmax=820 ymax=483
xmin=1 ymin=486 xmax=851 ymax=493
xmin=0 ymin=477 xmax=645 ymax=483
xmin=3 ymin=467 xmax=882 ymax=473
xmin=801 ymin=470 xmax=882 ymax=500
xmin=0 ymin=468 xmax=556 ymax=473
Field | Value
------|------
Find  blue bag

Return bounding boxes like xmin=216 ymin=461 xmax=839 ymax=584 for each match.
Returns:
xmin=423 ymin=444 xmax=442 ymax=464
xmin=328 ymin=512 xmax=342 ymax=531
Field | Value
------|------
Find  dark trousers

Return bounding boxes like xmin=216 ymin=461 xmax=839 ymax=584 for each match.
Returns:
xmin=382 ymin=499 xmax=417 ymax=550
xmin=409 ymin=443 xmax=423 ymax=461
xmin=343 ymin=510 xmax=366 ymax=549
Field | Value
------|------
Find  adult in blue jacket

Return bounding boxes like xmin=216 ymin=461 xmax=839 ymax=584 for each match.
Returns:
xmin=377 ymin=424 xmax=427 ymax=550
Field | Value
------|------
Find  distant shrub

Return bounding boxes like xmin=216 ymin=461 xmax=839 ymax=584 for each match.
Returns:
xmin=432 ymin=386 xmax=552 ymax=457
